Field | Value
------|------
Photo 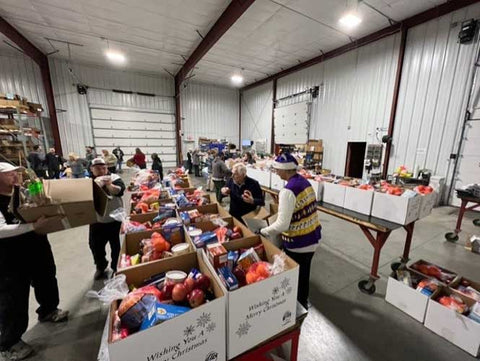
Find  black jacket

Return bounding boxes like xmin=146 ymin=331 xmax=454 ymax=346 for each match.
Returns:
xmin=226 ymin=176 xmax=265 ymax=221
xmin=45 ymin=153 xmax=63 ymax=171
xmin=27 ymin=151 xmax=43 ymax=171
xmin=152 ymin=159 xmax=163 ymax=174
xmin=112 ymin=148 xmax=124 ymax=161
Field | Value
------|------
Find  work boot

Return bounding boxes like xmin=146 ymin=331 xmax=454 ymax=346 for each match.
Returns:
xmin=0 ymin=340 xmax=34 ymax=360
xmin=38 ymin=309 xmax=69 ymax=323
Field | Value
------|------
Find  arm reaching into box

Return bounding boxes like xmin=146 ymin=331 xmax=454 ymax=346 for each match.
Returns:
xmin=0 ymin=213 xmax=65 ymax=238
xmin=260 ymin=189 xmax=295 ymax=237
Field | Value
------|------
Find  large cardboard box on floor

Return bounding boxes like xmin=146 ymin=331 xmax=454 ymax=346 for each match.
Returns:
xmin=205 ymin=236 xmax=299 ymax=359
xmin=343 ymin=187 xmax=374 ymax=216
xmin=246 ymin=167 xmax=271 ymax=188
xmin=16 ymin=178 xmax=108 ymax=232
xmin=270 ymin=173 xmax=286 ymax=191
xmin=417 ymin=191 xmax=437 ymax=219
xmin=109 ymin=252 xmax=226 ymax=361
xmin=307 ymin=179 xmax=323 ymax=201
xmin=385 ymin=269 xmax=434 ymax=323
xmin=371 ymin=192 xmax=421 ymax=225
xmin=424 ymin=287 xmax=480 ymax=357
xmin=322 ymin=182 xmax=346 ymax=207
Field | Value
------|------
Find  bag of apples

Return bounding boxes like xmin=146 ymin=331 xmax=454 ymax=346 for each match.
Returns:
xmin=108 ymin=252 xmax=226 ymax=361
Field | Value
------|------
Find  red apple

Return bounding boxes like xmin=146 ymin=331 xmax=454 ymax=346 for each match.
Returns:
xmin=189 ymin=289 xmax=205 ymax=308
xmin=195 ymin=274 xmax=211 ymax=292
xmin=163 ymin=282 xmax=175 ymax=299
xmin=184 ymin=277 xmax=195 ymax=293
xmin=172 ymin=283 xmax=188 ymax=302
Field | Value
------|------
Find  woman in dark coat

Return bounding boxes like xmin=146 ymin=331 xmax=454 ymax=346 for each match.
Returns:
xmin=151 ymin=153 xmax=163 ymax=180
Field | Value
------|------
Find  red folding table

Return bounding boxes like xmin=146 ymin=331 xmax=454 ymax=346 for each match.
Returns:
xmin=445 ymin=194 xmax=480 ymax=242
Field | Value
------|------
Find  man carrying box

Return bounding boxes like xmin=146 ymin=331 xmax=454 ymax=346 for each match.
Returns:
xmin=89 ymin=158 xmax=126 ymax=280
xmin=0 ymin=162 xmax=69 ymax=361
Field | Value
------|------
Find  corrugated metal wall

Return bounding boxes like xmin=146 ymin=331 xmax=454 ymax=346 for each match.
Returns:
xmin=0 ymin=51 xmax=48 ymax=116
xmin=49 ymin=58 xmax=175 ymax=157
xmin=389 ymin=3 xmax=480 ymax=199
xmin=180 ymin=81 xmax=239 ymax=156
xmin=276 ymin=34 xmax=400 ymax=174
xmin=241 ymin=81 xmax=274 ymax=153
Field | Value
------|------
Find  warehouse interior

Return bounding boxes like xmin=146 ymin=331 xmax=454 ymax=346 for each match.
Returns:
xmin=1 ymin=1 xmax=480 ymax=361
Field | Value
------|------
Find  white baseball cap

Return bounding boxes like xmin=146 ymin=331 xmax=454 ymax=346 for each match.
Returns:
xmin=0 ymin=162 xmax=24 ymax=173
xmin=91 ymin=158 xmax=106 ymax=166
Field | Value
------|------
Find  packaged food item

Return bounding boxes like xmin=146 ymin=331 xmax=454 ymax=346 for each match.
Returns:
xmin=139 ymin=302 xmax=190 ymax=331
xmin=111 ymin=311 xmax=130 ymax=342
xmin=130 ymin=254 xmax=140 ymax=266
xmin=456 ymin=285 xmax=480 ymax=302
xmin=118 ymin=293 xmax=157 ymax=329
xmin=438 ymin=295 xmax=468 ymax=314
xmin=237 ymin=248 xmax=261 ymax=271
xmin=215 ymin=226 xmax=228 ymax=243
xmin=193 ymin=231 xmax=218 ymax=248
xmin=206 ymin=242 xmax=228 ymax=269
xmin=166 ymin=270 xmax=187 ymax=284
xmin=227 ymin=251 xmax=239 ymax=271
xmin=218 ymin=266 xmax=239 ymax=291
xmin=411 ymin=262 xmax=456 ymax=284
xmin=171 ymin=243 xmax=190 ymax=256
xmin=415 ymin=279 xmax=439 ymax=296
xmin=468 ymin=302 xmax=480 ymax=323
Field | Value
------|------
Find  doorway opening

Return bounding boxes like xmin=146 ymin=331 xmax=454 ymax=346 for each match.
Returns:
xmin=345 ymin=142 xmax=367 ymax=178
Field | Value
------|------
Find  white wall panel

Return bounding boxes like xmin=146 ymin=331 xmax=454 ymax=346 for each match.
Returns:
xmin=390 ymin=3 xmax=480 ymax=200
xmin=276 ymin=34 xmax=400 ymax=174
xmin=180 ymin=82 xmax=239 ymax=156
xmin=241 ymin=81 xmax=273 ymax=153
xmin=0 ymin=52 xmax=48 ymax=116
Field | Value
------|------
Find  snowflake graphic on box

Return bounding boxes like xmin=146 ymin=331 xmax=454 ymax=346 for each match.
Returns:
xmin=206 ymin=322 xmax=216 ymax=333
xmin=196 ymin=312 xmax=211 ymax=328
xmin=236 ymin=321 xmax=251 ymax=338
xmin=280 ymin=278 xmax=290 ymax=290
xmin=272 ymin=286 xmax=280 ymax=297
xmin=184 ymin=325 xmax=195 ymax=337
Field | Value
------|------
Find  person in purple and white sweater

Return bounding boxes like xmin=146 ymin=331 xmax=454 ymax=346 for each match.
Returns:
xmin=261 ymin=153 xmax=321 ymax=309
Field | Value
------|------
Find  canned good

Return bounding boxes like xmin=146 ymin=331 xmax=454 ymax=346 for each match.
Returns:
xmin=171 ymin=243 xmax=190 ymax=256
xmin=165 ymin=270 xmax=187 ymax=284
xmin=188 ymin=229 xmax=202 ymax=238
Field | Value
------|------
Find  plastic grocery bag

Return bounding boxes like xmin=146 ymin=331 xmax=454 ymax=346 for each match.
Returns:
xmin=110 ymin=207 xmax=127 ymax=222
xmin=86 ymin=274 xmax=129 ymax=304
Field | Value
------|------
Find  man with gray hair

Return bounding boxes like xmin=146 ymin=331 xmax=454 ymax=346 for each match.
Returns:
xmin=221 ymin=163 xmax=264 ymax=223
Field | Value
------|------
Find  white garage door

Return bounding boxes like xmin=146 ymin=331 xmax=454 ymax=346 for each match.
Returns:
xmin=89 ymin=107 xmax=177 ymax=168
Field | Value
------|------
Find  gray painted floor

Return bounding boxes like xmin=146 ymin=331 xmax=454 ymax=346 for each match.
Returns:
xmin=19 ymin=174 xmax=480 ymax=360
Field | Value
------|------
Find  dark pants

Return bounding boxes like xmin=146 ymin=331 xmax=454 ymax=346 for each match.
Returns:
xmin=193 ymin=164 xmax=200 ymax=177
xmin=89 ymin=222 xmax=122 ymax=272
xmin=0 ymin=235 xmax=59 ymax=351
xmin=284 ymin=249 xmax=314 ymax=309
xmin=108 ymin=166 xmax=116 ymax=174
xmin=213 ymin=180 xmax=225 ymax=203
xmin=48 ymin=169 xmax=60 ymax=179
xmin=139 ymin=164 xmax=146 ymax=169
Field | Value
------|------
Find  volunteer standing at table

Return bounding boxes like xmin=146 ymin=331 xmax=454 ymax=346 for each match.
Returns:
xmin=260 ymin=154 xmax=321 ymax=309
xmin=0 ymin=162 xmax=69 ymax=361
xmin=221 ymin=163 xmax=264 ymax=223
xmin=88 ymin=158 xmax=126 ymax=280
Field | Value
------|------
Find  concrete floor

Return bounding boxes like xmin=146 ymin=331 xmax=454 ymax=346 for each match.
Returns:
xmin=20 ymin=174 xmax=480 ymax=361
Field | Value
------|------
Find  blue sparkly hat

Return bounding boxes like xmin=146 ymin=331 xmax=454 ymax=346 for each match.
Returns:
xmin=272 ymin=153 xmax=298 ymax=170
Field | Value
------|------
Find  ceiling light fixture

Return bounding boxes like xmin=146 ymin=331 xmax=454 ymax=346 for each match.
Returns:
xmin=339 ymin=13 xmax=362 ymax=28
xmin=105 ymin=50 xmax=126 ymax=65
xmin=231 ymin=74 xmax=244 ymax=86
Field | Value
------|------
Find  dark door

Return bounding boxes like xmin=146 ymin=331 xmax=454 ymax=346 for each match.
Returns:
xmin=345 ymin=142 xmax=367 ymax=178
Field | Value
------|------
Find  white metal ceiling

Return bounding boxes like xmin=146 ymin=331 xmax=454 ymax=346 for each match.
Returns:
xmin=0 ymin=0 xmax=447 ymax=87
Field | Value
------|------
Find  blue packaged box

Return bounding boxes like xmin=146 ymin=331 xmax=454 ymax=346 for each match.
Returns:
xmin=227 ymin=251 xmax=239 ymax=271
xmin=218 ymin=266 xmax=239 ymax=291
xmin=139 ymin=302 xmax=190 ymax=331
xmin=193 ymin=231 xmax=218 ymax=249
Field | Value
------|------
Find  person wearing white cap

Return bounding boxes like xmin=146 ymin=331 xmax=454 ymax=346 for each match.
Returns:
xmin=260 ymin=153 xmax=321 ymax=309
xmin=0 ymin=162 xmax=69 ymax=361
xmin=88 ymin=158 xmax=126 ymax=280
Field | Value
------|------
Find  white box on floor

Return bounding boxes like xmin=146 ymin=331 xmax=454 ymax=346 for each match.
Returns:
xmin=424 ymin=288 xmax=480 ymax=357
xmin=322 ymin=182 xmax=346 ymax=207
xmin=205 ymin=237 xmax=299 ymax=359
xmin=385 ymin=274 xmax=430 ymax=323
xmin=417 ymin=192 xmax=437 ymax=219
xmin=108 ymin=252 xmax=226 ymax=361
xmin=371 ymin=192 xmax=421 ymax=225
xmin=246 ymin=168 xmax=271 ymax=188
xmin=308 ymin=179 xmax=324 ymax=201
xmin=343 ymin=187 xmax=374 ymax=215
xmin=271 ymin=173 xmax=286 ymax=191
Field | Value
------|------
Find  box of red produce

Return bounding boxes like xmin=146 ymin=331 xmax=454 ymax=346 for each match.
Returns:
xmin=371 ymin=190 xmax=421 ymax=225
xmin=385 ymin=269 xmax=440 ymax=323
xmin=450 ymin=277 xmax=480 ymax=303
xmin=408 ymin=260 xmax=457 ymax=285
xmin=424 ymin=286 xmax=480 ymax=357
xmin=204 ymin=236 xmax=299 ymax=359
xmin=344 ymin=185 xmax=374 ymax=216
xmin=109 ymin=252 xmax=226 ymax=361
xmin=178 ymin=203 xmax=230 ymax=218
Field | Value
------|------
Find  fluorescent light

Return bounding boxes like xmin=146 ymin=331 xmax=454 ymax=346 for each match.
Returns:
xmin=231 ymin=74 xmax=244 ymax=85
xmin=105 ymin=50 xmax=126 ymax=64
xmin=339 ymin=13 xmax=362 ymax=28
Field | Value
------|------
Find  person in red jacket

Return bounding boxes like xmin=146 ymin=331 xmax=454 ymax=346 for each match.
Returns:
xmin=132 ymin=148 xmax=146 ymax=169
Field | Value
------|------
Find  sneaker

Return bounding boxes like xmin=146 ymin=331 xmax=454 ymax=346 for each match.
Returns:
xmin=38 ymin=309 xmax=69 ymax=323
xmin=0 ymin=340 xmax=34 ymax=360
xmin=94 ymin=268 xmax=107 ymax=280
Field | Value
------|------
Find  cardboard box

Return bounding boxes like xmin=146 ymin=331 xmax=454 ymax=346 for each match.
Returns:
xmin=16 ymin=179 xmax=108 ymax=232
xmin=307 ymin=139 xmax=323 ymax=152
xmin=178 ymin=203 xmax=230 ymax=218
xmin=424 ymin=287 xmax=480 ymax=357
xmin=343 ymin=187 xmax=374 ymax=216
xmin=417 ymin=191 xmax=437 ymax=219
xmin=385 ymin=270 xmax=434 ymax=323
xmin=450 ymin=277 xmax=480 ymax=301
xmin=270 ymin=173 xmax=286 ymax=191
xmin=206 ymin=236 xmax=299 ymax=359
xmin=307 ymin=179 xmax=323 ymax=201
xmin=207 ymin=242 xmax=228 ymax=269
xmin=371 ymin=192 xmax=421 ymax=225
xmin=110 ymin=252 xmax=226 ymax=361
xmin=246 ymin=168 xmax=271 ymax=188
xmin=322 ymin=182 xmax=347 ymax=207
xmin=408 ymin=260 xmax=457 ymax=286
xmin=241 ymin=207 xmax=278 ymax=235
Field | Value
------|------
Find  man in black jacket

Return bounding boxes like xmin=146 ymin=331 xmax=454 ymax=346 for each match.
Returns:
xmin=45 ymin=148 xmax=63 ymax=179
xmin=0 ymin=162 xmax=69 ymax=361
xmin=112 ymin=146 xmax=124 ymax=173
xmin=27 ymin=145 xmax=44 ymax=178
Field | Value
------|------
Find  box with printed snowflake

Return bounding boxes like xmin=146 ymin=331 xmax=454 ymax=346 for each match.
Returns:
xmin=108 ymin=252 xmax=226 ymax=361
xmin=204 ymin=236 xmax=299 ymax=359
